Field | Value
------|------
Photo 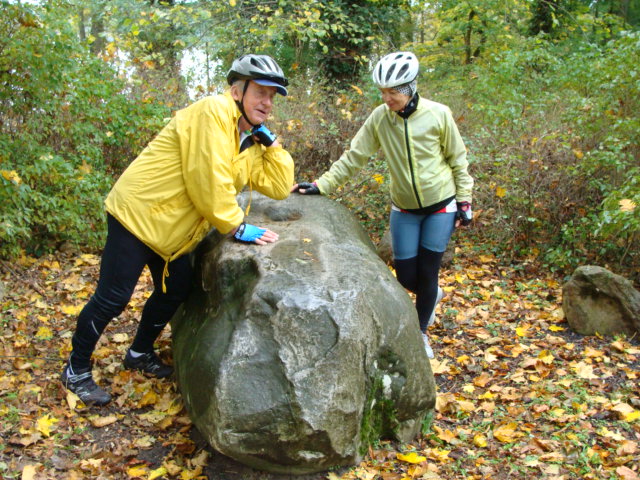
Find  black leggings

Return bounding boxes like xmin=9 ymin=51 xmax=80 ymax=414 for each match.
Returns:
xmin=394 ymin=247 xmax=444 ymax=332
xmin=69 ymin=214 xmax=193 ymax=371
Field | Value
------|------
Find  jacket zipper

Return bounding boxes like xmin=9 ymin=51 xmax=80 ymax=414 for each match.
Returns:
xmin=403 ymin=118 xmax=422 ymax=208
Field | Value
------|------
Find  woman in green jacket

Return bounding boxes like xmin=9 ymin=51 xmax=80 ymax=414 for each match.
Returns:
xmin=61 ymin=54 xmax=294 ymax=405
xmin=293 ymin=52 xmax=473 ymax=359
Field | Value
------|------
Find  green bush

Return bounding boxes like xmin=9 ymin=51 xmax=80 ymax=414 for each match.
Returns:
xmin=0 ymin=2 xmax=170 ymax=258
xmin=441 ymin=32 xmax=640 ymax=275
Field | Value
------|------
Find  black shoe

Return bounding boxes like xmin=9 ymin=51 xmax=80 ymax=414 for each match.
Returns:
xmin=61 ymin=365 xmax=112 ymax=406
xmin=123 ymin=350 xmax=173 ymax=378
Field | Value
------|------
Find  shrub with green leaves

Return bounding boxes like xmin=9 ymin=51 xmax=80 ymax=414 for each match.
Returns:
xmin=0 ymin=1 xmax=169 ymax=258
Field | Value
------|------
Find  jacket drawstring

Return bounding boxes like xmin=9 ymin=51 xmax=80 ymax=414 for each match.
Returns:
xmin=245 ymin=155 xmax=253 ymax=216
xmin=162 ymin=259 xmax=170 ymax=293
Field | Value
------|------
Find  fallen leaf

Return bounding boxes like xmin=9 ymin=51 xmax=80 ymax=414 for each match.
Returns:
xmin=126 ymin=464 xmax=148 ymax=478
xmin=473 ymin=434 xmax=488 ymax=447
xmin=396 ymin=451 xmax=426 ymax=464
xmin=89 ymin=414 xmax=118 ymax=428
xmin=573 ymin=361 xmax=597 ymax=379
xmin=493 ymin=422 xmax=523 ymax=443
xmin=21 ymin=464 xmax=38 ymax=480
xmin=616 ymin=466 xmax=639 ymax=480
xmin=36 ymin=414 xmax=59 ymax=437
xmin=148 ymin=466 xmax=168 ymax=480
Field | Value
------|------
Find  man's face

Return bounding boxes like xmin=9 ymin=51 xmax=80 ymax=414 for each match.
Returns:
xmin=232 ymin=81 xmax=277 ymax=125
xmin=380 ymin=87 xmax=411 ymax=112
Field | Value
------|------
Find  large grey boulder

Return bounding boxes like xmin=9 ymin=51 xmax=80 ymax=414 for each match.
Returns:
xmin=563 ymin=265 xmax=640 ymax=336
xmin=171 ymin=193 xmax=435 ymax=475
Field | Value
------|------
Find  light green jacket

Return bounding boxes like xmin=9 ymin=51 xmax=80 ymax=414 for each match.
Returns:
xmin=105 ymin=92 xmax=294 ymax=263
xmin=316 ymin=97 xmax=473 ymax=209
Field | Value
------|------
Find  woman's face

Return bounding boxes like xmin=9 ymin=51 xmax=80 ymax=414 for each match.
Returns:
xmin=232 ymin=81 xmax=277 ymax=126
xmin=380 ymin=88 xmax=411 ymax=112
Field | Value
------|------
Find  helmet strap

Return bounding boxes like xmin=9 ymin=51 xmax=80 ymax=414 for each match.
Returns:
xmin=235 ymin=80 xmax=257 ymax=127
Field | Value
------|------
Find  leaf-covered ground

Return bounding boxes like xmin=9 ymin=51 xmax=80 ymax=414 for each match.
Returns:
xmin=0 ymin=246 xmax=639 ymax=480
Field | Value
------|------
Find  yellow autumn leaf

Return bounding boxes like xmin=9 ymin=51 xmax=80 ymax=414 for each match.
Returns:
xmin=35 ymin=326 xmax=53 ymax=340
xmin=493 ymin=422 xmax=523 ymax=443
xmin=619 ymin=198 xmax=637 ymax=212
xmin=351 ymin=84 xmax=363 ymax=95
xmin=139 ymin=390 xmax=159 ymax=408
xmin=549 ymin=325 xmax=565 ymax=332
xmin=516 ymin=325 xmax=529 ymax=337
xmin=78 ymin=160 xmax=92 ymax=175
xmin=180 ymin=465 xmax=203 ymax=480
xmin=433 ymin=425 xmax=457 ymax=444
xmin=457 ymin=355 xmax=470 ymax=365
xmin=573 ymin=361 xmax=597 ymax=379
xmin=127 ymin=464 xmax=148 ymax=477
xmin=229 ymin=0 xmax=236 ymax=6
xmin=428 ymin=448 xmax=451 ymax=463
xmin=430 ymin=357 xmax=449 ymax=374
xmin=457 ymin=399 xmax=475 ymax=412
xmin=61 ymin=304 xmax=83 ymax=316
xmin=372 ymin=173 xmax=384 ymax=184
xmin=36 ymin=414 xmax=59 ymax=437
xmin=396 ymin=451 xmax=426 ymax=464
xmin=89 ymin=414 xmax=118 ymax=428
xmin=66 ymin=390 xmax=79 ymax=410
xmin=22 ymin=464 xmax=38 ymax=480
xmin=479 ymin=391 xmax=495 ymax=400
xmin=1 ymin=169 xmax=22 ymax=184
xmin=473 ymin=434 xmax=488 ymax=447
xmin=148 ymin=467 xmax=168 ymax=480
xmin=166 ymin=400 xmax=183 ymax=416
xmin=611 ymin=403 xmax=640 ymax=422
xmin=495 ymin=186 xmax=506 ymax=198
xmin=573 ymin=149 xmax=584 ymax=159
xmin=538 ymin=350 xmax=554 ymax=364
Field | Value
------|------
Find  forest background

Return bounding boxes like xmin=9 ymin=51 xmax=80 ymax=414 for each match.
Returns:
xmin=1 ymin=1 xmax=640 ymax=479
xmin=1 ymin=0 xmax=639 ymax=280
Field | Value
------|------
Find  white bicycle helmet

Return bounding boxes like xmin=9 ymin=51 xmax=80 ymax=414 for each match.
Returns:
xmin=372 ymin=51 xmax=419 ymax=88
xmin=227 ymin=54 xmax=288 ymax=96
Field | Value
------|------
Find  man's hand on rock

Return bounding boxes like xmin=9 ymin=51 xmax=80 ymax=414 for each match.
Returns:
xmin=233 ymin=223 xmax=279 ymax=245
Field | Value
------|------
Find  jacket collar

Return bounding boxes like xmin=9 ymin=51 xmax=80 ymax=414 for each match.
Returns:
xmin=395 ymin=93 xmax=420 ymax=119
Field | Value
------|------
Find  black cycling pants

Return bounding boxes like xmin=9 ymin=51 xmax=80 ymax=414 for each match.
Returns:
xmin=69 ymin=214 xmax=193 ymax=371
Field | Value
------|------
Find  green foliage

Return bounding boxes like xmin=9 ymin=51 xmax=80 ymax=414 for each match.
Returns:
xmin=444 ymin=29 xmax=639 ymax=274
xmin=0 ymin=1 xmax=169 ymax=258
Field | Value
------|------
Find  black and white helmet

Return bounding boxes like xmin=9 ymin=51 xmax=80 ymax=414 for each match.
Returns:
xmin=372 ymin=52 xmax=419 ymax=88
xmin=227 ymin=54 xmax=288 ymax=95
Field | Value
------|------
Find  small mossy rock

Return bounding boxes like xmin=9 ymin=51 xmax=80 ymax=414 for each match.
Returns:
xmin=562 ymin=265 xmax=640 ymax=336
xmin=171 ymin=193 xmax=435 ymax=474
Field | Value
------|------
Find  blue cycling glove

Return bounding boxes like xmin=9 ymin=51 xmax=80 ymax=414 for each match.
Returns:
xmin=251 ymin=124 xmax=277 ymax=147
xmin=234 ymin=223 xmax=266 ymax=243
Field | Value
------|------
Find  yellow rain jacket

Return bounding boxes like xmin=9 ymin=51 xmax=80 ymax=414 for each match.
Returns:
xmin=316 ymin=97 xmax=473 ymax=209
xmin=105 ymin=91 xmax=294 ymax=265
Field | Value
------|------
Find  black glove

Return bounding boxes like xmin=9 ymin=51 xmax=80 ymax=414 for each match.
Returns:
xmin=251 ymin=124 xmax=277 ymax=147
xmin=292 ymin=182 xmax=320 ymax=195
xmin=456 ymin=201 xmax=473 ymax=226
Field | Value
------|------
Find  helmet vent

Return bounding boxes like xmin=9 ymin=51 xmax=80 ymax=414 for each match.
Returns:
xmin=385 ymin=64 xmax=396 ymax=82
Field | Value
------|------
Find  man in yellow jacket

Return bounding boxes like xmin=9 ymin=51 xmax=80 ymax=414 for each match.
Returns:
xmin=61 ymin=54 xmax=294 ymax=406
